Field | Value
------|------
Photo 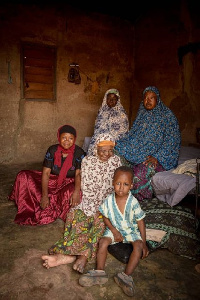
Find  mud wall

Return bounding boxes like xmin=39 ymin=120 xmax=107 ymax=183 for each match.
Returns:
xmin=0 ymin=1 xmax=199 ymax=164
xmin=132 ymin=1 xmax=200 ymax=145
xmin=0 ymin=3 xmax=134 ymax=164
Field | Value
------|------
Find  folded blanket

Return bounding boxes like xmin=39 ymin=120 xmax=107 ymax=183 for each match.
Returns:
xmin=172 ymin=159 xmax=197 ymax=177
xmin=141 ymin=198 xmax=200 ymax=260
xmin=146 ymin=228 xmax=166 ymax=242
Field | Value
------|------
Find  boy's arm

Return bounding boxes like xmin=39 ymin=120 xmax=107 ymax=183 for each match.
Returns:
xmin=137 ymin=219 xmax=146 ymax=243
xmin=137 ymin=218 xmax=149 ymax=258
xmin=103 ymin=215 xmax=123 ymax=243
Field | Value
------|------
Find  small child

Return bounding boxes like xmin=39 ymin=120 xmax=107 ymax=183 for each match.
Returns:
xmin=79 ymin=166 xmax=149 ymax=297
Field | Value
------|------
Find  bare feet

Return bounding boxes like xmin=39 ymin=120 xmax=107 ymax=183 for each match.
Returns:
xmin=42 ymin=254 xmax=76 ymax=269
xmin=73 ymin=255 xmax=87 ymax=273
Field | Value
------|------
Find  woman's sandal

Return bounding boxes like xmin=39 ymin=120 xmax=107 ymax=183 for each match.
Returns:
xmin=113 ymin=272 xmax=135 ymax=297
xmin=79 ymin=270 xmax=108 ymax=287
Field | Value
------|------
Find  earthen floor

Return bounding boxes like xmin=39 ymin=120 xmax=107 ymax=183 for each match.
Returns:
xmin=0 ymin=163 xmax=200 ymax=300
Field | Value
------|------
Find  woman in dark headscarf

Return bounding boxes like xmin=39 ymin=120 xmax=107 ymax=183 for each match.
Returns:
xmin=115 ymin=86 xmax=181 ymax=201
xmin=9 ymin=125 xmax=86 ymax=225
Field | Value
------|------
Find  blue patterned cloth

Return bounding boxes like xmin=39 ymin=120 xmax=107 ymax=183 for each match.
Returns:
xmin=87 ymin=88 xmax=129 ymax=155
xmin=115 ymin=86 xmax=181 ymax=170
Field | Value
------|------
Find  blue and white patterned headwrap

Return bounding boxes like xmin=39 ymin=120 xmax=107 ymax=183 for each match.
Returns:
xmin=87 ymin=88 xmax=129 ymax=155
xmin=115 ymin=86 xmax=181 ymax=170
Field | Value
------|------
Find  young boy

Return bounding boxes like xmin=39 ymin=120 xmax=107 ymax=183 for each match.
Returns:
xmin=79 ymin=166 xmax=149 ymax=297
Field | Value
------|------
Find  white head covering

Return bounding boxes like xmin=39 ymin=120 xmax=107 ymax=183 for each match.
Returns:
xmin=87 ymin=89 xmax=129 ymax=156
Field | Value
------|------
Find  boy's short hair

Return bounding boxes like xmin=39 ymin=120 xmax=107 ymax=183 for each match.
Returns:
xmin=114 ymin=166 xmax=134 ymax=180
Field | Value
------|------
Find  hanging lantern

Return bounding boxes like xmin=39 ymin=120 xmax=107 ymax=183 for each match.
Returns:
xmin=68 ymin=63 xmax=81 ymax=84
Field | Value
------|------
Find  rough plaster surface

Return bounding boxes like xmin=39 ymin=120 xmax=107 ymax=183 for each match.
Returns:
xmin=0 ymin=1 xmax=200 ymax=164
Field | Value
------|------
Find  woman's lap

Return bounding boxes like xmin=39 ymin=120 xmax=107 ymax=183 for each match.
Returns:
xmin=114 ymin=150 xmax=165 ymax=201
xmin=48 ymin=209 xmax=105 ymax=260
xmin=131 ymin=163 xmax=165 ymax=201
xmin=9 ymin=170 xmax=75 ymax=225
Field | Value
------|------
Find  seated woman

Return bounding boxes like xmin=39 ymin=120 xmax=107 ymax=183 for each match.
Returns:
xmin=9 ymin=124 xmax=85 ymax=225
xmin=87 ymin=88 xmax=129 ymax=155
xmin=41 ymin=133 xmax=122 ymax=273
xmin=114 ymin=86 xmax=181 ymax=201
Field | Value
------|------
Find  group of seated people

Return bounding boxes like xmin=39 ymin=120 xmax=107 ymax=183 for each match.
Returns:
xmin=9 ymin=86 xmax=199 ymax=297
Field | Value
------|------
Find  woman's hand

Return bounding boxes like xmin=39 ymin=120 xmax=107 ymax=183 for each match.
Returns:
xmin=143 ymin=155 xmax=158 ymax=168
xmin=70 ymin=190 xmax=81 ymax=207
xmin=40 ymin=195 xmax=50 ymax=209
xmin=41 ymin=167 xmax=51 ymax=209
xmin=70 ymin=169 xmax=81 ymax=207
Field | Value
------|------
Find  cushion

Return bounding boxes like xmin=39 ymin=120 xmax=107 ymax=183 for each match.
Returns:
xmin=108 ymin=243 xmax=133 ymax=264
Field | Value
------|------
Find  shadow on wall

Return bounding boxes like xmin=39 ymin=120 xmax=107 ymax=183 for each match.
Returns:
xmin=169 ymin=93 xmax=195 ymax=132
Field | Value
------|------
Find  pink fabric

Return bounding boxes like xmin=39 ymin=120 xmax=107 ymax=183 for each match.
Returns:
xmin=9 ymin=170 xmax=80 ymax=225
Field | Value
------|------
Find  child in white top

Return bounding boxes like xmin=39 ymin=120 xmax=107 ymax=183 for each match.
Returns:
xmin=79 ymin=166 xmax=149 ymax=297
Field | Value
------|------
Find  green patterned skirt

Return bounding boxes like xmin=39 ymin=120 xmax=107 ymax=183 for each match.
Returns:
xmin=48 ymin=209 xmax=105 ymax=261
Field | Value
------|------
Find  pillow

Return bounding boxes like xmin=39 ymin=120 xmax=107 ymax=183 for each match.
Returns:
xmin=108 ymin=243 xmax=133 ymax=264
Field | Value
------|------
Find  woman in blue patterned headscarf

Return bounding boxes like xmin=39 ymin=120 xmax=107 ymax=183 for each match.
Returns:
xmin=115 ymin=86 xmax=181 ymax=201
xmin=87 ymin=88 xmax=129 ymax=155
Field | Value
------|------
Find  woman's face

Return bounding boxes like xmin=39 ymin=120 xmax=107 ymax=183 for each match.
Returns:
xmin=60 ymin=132 xmax=75 ymax=149
xmin=97 ymin=145 xmax=114 ymax=161
xmin=143 ymin=91 xmax=157 ymax=110
xmin=106 ymin=93 xmax=118 ymax=108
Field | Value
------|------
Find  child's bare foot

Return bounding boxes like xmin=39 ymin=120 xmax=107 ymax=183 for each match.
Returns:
xmin=73 ymin=255 xmax=87 ymax=273
xmin=41 ymin=254 xmax=76 ymax=269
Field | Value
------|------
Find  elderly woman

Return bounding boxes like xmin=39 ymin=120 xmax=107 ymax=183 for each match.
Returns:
xmin=115 ymin=86 xmax=181 ymax=201
xmin=9 ymin=125 xmax=85 ymax=225
xmin=41 ymin=133 xmax=122 ymax=274
xmin=87 ymin=88 xmax=129 ymax=155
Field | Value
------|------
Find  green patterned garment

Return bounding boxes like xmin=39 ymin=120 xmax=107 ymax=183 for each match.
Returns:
xmin=140 ymin=198 xmax=200 ymax=260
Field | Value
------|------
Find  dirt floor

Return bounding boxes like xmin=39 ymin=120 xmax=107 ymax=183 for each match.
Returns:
xmin=0 ymin=162 xmax=200 ymax=300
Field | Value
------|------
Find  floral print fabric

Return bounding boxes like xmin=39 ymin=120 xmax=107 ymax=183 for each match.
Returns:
xmin=115 ymin=86 xmax=181 ymax=171
xmin=87 ymin=88 xmax=129 ymax=155
xmin=48 ymin=133 xmax=122 ymax=259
